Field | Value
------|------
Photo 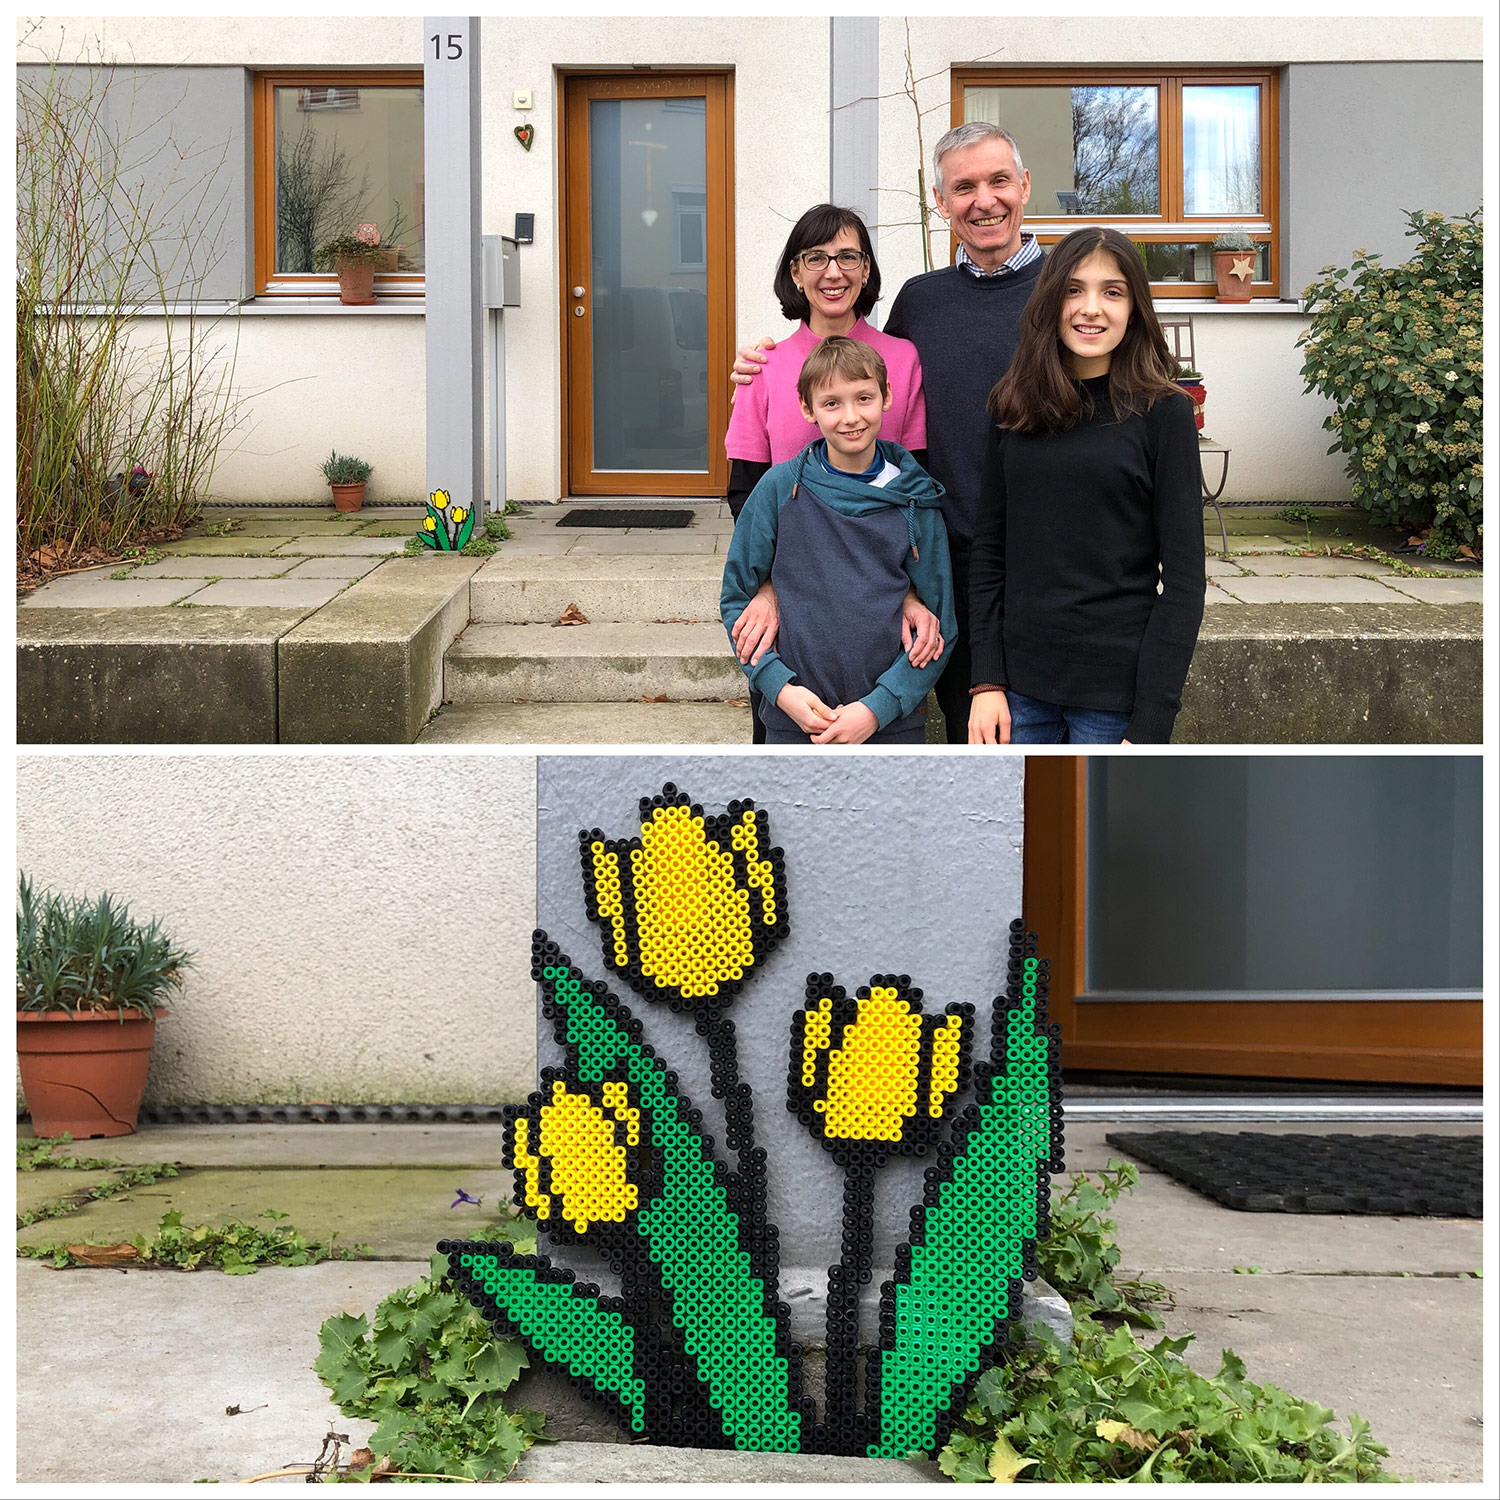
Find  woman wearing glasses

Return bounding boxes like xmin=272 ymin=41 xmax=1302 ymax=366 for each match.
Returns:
xmin=724 ymin=204 xmax=938 ymax=740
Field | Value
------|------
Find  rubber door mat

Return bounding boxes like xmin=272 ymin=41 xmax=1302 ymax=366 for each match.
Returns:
xmin=1105 ymin=1130 xmax=1481 ymax=1216
xmin=558 ymin=508 xmax=694 ymax=528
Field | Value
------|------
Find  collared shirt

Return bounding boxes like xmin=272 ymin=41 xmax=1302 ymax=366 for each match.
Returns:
xmin=956 ymin=234 xmax=1042 ymax=279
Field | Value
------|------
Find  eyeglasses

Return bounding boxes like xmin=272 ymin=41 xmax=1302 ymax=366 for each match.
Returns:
xmin=794 ymin=249 xmax=867 ymax=272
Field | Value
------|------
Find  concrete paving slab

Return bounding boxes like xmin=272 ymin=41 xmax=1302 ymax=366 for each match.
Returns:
xmin=18 ymin=606 xmax=313 ymax=743
xmin=15 ymin=1257 xmax=412 ymax=1483
xmin=1107 ymin=1172 xmax=1481 ymax=1277
xmin=17 ymin=1167 xmax=119 ymax=1217
xmin=1180 ymin=602 xmax=1481 ymax=744
xmin=418 ymin=700 xmax=747 ymax=744
xmin=446 ymin=621 xmax=743 ymax=703
xmin=471 ymin=533 xmax=580 ymax=558
xmin=77 ymin=1123 xmax=513 ymax=1169
xmin=1235 ymin=554 xmax=1397 ymax=576
xmin=189 ymin=578 xmax=349 ymax=608
xmin=1201 ymin=582 xmax=1239 ymax=605
xmin=19 ymin=574 xmax=206 ymax=608
xmin=516 ymin=1441 xmax=939 ymax=1483
xmin=275 ymin=537 xmax=411 ymax=556
xmin=280 ymin=556 xmax=382 ymax=580
xmin=1204 ymin=556 xmax=1246 ymax=577
xmin=15 ymin=1165 xmax=515 ymax=1259
xmin=567 ymin=531 xmax=721 ymax=554
xmin=206 ymin=518 xmax=369 ymax=537
xmin=152 ymin=537 xmax=290 ymax=556
xmin=1377 ymin=577 xmax=1486 ymax=604
xmin=470 ymin=551 xmax=723 ymax=624
xmin=131 ymin=556 xmax=298 ymax=578
xmin=1155 ymin=1271 xmax=1481 ymax=1483
xmin=278 ymin=556 xmax=482 ymax=742
xmin=1225 ymin=536 xmax=1303 ymax=553
xmin=1215 ymin=576 xmax=1402 ymax=604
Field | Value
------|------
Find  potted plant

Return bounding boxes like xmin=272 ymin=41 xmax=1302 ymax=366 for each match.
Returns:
xmin=321 ymin=449 xmax=373 ymax=512
xmin=314 ymin=233 xmax=382 ymax=305
xmin=16 ymin=876 xmax=191 ymax=1139
xmin=1211 ymin=227 xmax=1259 ymax=303
xmin=1175 ymin=364 xmax=1206 ymax=431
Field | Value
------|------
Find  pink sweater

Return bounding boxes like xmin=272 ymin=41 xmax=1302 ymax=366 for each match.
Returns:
xmin=723 ymin=318 xmax=927 ymax=465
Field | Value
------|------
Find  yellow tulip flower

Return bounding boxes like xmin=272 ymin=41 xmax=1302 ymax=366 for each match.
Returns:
xmin=503 ymin=1077 xmax=645 ymax=1235
xmin=431 ymin=488 xmax=450 ymax=510
xmin=581 ymin=791 xmax=785 ymax=1009
xmin=424 ymin=516 xmax=437 ymax=531
xmin=790 ymin=980 xmax=971 ymax=1161
xmin=452 ymin=507 xmax=467 ymax=523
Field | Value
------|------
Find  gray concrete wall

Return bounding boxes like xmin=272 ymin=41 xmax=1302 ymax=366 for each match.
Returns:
xmin=17 ymin=63 xmax=251 ymax=303
xmin=16 ymin=754 xmax=538 ymax=1105
xmin=536 ymin=755 xmax=1025 ymax=1275
xmin=1283 ymin=62 xmax=1482 ymax=296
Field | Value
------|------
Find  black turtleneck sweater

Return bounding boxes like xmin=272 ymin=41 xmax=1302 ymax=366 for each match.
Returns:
xmin=968 ymin=376 xmax=1205 ymax=744
xmin=884 ymin=258 xmax=1044 ymax=565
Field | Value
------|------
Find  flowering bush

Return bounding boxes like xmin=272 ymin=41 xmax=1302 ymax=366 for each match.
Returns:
xmin=1298 ymin=209 xmax=1482 ymax=557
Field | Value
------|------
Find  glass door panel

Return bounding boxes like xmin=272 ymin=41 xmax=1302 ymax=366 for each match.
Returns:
xmin=563 ymin=75 xmax=730 ymax=496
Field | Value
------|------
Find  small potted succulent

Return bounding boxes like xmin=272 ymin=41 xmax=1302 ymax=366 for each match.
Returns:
xmin=16 ymin=876 xmax=191 ymax=1139
xmin=1175 ymin=363 xmax=1206 ymax=431
xmin=1211 ymin=227 xmax=1259 ymax=303
xmin=314 ymin=229 xmax=382 ymax=305
xmin=321 ymin=449 xmax=373 ymax=512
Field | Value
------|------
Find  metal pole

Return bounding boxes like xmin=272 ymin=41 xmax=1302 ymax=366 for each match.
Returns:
xmin=424 ymin=17 xmax=483 ymax=523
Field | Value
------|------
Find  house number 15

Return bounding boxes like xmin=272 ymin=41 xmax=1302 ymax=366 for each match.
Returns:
xmin=430 ymin=33 xmax=463 ymax=59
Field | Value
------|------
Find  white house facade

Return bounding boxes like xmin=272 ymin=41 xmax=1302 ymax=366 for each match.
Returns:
xmin=17 ymin=13 xmax=1484 ymax=506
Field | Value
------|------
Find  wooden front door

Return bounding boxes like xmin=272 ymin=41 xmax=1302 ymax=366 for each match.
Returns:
xmin=561 ymin=73 xmax=733 ymax=497
xmin=1022 ymin=759 xmax=1482 ymax=1086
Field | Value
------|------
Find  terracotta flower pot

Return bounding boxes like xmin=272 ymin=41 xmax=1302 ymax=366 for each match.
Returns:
xmin=1212 ymin=248 xmax=1255 ymax=303
xmin=329 ymin=482 xmax=366 ymax=512
xmin=334 ymin=255 xmax=376 ymax=306
xmin=17 ymin=1008 xmax=164 ymax=1139
xmin=1176 ymin=379 xmax=1206 ymax=432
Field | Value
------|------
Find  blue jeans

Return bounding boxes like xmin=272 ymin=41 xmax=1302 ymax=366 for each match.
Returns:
xmin=1006 ymin=691 xmax=1131 ymax=745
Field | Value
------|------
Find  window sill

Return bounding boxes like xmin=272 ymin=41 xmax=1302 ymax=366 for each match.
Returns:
xmin=241 ymin=297 xmax=427 ymax=315
xmin=1152 ymin=298 xmax=1306 ymax=314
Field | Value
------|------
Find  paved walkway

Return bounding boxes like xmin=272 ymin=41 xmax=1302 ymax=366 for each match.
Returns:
xmin=14 ymin=1118 xmax=1481 ymax=1483
xmin=18 ymin=502 xmax=1483 ymax=612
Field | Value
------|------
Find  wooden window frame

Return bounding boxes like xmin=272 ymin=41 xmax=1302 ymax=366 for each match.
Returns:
xmin=252 ymin=70 xmax=426 ymax=299
xmin=1022 ymin=758 xmax=1481 ymax=1086
xmin=952 ymin=67 xmax=1281 ymax=300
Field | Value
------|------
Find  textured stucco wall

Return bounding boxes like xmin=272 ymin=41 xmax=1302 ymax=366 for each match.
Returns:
xmin=1283 ymin=62 xmax=1483 ymax=295
xmin=536 ymin=755 xmax=1025 ymax=1274
xmin=16 ymin=754 xmax=538 ymax=1105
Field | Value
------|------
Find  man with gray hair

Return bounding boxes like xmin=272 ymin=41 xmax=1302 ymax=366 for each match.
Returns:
xmin=733 ymin=120 xmax=1041 ymax=741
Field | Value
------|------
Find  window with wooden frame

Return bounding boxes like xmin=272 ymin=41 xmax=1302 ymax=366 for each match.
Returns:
xmin=953 ymin=68 xmax=1280 ymax=299
xmin=252 ymin=71 xmax=425 ymax=298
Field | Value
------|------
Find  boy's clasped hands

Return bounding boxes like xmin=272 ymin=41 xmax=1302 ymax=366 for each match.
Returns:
xmin=775 ymin=686 xmax=878 ymax=744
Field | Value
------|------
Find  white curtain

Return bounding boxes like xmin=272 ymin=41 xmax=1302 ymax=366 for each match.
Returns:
xmin=1182 ymin=85 xmax=1259 ymax=216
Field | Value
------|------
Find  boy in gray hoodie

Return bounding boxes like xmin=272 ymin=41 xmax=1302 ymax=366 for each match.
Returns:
xmin=720 ymin=337 xmax=957 ymax=745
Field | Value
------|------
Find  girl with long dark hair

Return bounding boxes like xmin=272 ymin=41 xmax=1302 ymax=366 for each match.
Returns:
xmin=968 ymin=227 xmax=1205 ymax=744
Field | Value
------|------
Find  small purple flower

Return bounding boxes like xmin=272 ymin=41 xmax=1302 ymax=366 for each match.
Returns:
xmin=450 ymin=1188 xmax=482 ymax=1209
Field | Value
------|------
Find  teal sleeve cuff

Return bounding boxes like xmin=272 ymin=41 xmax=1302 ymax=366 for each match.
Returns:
xmin=748 ymin=654 xmax=796 ymax=707
xmin=861 ymin=684 xmax=904 ymax=730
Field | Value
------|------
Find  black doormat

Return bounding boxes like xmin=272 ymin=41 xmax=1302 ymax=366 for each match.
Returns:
xmin=1105 ymin=1130 xmax=1481 ymax=1216
xmin=558 ymin=508 xmax=694 ymax=528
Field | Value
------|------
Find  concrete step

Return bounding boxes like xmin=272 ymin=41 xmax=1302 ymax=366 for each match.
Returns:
xmin=444 ymin=621 xmax=743 ymax=704
xmin=417 ymin=700 xmax=749 ymax=744
xmin=469 ymin=552 xmax=722 ymax=624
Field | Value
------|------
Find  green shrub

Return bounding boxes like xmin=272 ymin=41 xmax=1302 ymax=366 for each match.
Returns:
xmin=16 ymin=874 xmax=191 ymax=1017
xmin=1298 ymin=209 xmax=1482 ymax=554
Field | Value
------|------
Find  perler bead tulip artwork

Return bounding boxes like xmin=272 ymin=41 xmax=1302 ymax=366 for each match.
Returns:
xmin=416 ymin=487 xmax=474 ymax=551
xmin=439 ymin=782 xmax=1062 ymax=1458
